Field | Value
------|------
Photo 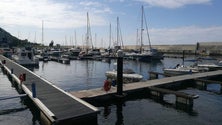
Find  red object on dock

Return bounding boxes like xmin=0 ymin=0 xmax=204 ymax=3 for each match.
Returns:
xmin=104 ymin=80 xmax=111 ymax=92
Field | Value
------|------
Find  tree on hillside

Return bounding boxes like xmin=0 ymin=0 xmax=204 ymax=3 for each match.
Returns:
xmin=49 ymin=40 xmax=54 ymax=47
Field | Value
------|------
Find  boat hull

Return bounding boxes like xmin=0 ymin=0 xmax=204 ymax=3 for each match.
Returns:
xmin=105 ymin=71 xmax=143 ymax=83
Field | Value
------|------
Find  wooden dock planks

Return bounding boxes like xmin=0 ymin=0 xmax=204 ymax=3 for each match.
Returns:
xmin=71 ymin=70 xmax=222 ymax=99
xmin=0 ymin=55 xmax=99 ymax=124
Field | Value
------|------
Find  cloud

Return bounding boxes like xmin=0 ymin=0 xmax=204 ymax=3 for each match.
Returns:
xmin=136 ymin=0 xmax=212 ymax=9
xmin=0 ymin=0 xmax=107 ymax=29
xmin=123 ymin=26 xmax=222 ymax=45
xmin=149 ymin=26 xmax=222 ymax=45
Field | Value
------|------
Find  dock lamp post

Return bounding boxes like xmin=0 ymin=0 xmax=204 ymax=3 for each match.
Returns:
xmin=117 ymin=49 xmax=124 ymax=96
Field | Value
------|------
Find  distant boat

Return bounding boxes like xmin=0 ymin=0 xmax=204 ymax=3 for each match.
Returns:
xmin=49 ymin=49 xmax=70 ymax=64
xmin=12 ymin=47 xmax=39 ymax=67
xmin=0 ymin=47 xmax=12 ymax=59
xmin=67 ymin=47 xmax=81 ymax=60
xmin=197 ymin=60 xmax=222 ymax=71
xmin=105 ymin=62 xmax=143 ymax=83
xmin=106 ymin=69 xmax=143 ymax=83
xmin=163 ymin=64 xmax=199 ymax=76
xmin=42 ymin=50 xmax=50 ymax=62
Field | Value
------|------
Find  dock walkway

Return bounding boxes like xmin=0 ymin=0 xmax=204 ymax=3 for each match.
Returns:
xmin=71 ymin=70 xmax=222 ymax=99
xmin=0 ymin=55 xmax=99 ymax=124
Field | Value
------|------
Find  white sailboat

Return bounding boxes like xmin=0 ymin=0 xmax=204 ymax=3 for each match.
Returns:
xmin=126 ymin=5 xmax=163 ymax=62
xmin=105 ymin=61 xmax=143 ymax=83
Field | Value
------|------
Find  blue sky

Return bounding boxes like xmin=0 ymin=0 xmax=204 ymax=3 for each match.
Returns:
xmin=0 ymin=0 xmax=222 ymax=47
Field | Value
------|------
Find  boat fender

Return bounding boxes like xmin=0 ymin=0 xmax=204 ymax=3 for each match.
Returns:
xmin=19 ymin=74 xmax=24 ymax=83
xmin=104 ymin=80 xmax=111 ymax=92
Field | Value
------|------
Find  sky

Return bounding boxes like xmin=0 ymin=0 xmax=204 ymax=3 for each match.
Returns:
xmin=0 ymin=0 xmax=222 ymax=47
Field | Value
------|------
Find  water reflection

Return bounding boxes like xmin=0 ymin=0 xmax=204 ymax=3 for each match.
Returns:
xmin=115 ymin=101 xmax=124 ymax=125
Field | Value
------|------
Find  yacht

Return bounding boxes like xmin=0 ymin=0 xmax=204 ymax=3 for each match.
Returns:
xmin=12 ymin=47 xmax=39 ymax=67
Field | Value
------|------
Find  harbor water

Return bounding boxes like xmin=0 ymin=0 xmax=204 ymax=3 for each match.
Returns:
xmin=0 ymin=57 xmax=222 ymax=125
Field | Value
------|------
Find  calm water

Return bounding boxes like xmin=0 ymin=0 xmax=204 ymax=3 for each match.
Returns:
xmin=0 ymin=57 xmax=222 ymax=125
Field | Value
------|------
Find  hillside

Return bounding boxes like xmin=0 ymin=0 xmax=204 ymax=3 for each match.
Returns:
xmin=0 ymin=27 xmax=38 ymax=47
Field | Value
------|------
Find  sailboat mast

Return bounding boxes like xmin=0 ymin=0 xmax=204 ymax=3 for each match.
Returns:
xmin=140 ymin=6 xmax=144 ymax=53
xmin=86 ymin=12 xmax=93 ymax=51
xmin=109 ymin=23 xmax=111 ymax=49
xmin=136 ymin=28 xmax=139 ymax=49
xmin=75 ymin=30 xmax=77 ymax=47
xmin=34 ymin=31 xmax=36 ymax=43
xmin=117 ymin=17 xmax=119 ymax=47
xmin=42 ymin=20 xmax=44 ymax=46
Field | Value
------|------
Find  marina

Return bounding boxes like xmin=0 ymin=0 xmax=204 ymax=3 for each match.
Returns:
xmin=1 ymin=0 xmax=222 ymax=124
xmin=1 ymin=52 xmax=222 ymax=124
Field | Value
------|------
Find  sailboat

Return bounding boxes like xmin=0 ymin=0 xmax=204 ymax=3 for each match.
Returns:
xmin=126 ymin=5 xmax=163 ymax=62
xmin=105 ymin=17 xmax=143 ymax=83
xmin=78 ymin=12 xmax=101 ymax=60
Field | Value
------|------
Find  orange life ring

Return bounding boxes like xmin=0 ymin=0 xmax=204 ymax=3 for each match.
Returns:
xmin=19 ymin=74 xmax=24 ymax=82
xmin=103 ymin=80 xmax=111 ymax=92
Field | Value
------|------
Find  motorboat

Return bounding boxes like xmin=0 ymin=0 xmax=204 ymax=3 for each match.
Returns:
xmin=197 ymin=61 xmax=222 ymax=71
xmin=105 ymin=68 xmax=143 ymax=83
xmin=67 ymin=47 xmax=81 ymax=60
xmin=12 ymin=47 xmax=39 ymax=67
xmin=163 ymin=64 xmax=200 ymax=76
xmin=49 ymin=50 xmax=70 ymax=64
xmin=0 ymin=47 xmax=12 ymax=59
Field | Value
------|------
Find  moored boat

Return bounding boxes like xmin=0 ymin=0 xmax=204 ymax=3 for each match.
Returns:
xmin=105 ymin=69 xmax=143 ymax=83
xmin=12 ymin=47 xmax=39 ymax=67
xmin=163 ymin=64 xmax=208 ymax=76
xmin=197 ymin=61 xmax=222 ymax=71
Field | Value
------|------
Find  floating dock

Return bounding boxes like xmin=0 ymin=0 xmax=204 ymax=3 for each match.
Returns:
xmin=0 ymin=55 xmax=99 ymax=125
xmin=71 ymin=70 xmax=222 ymax=108
xmin=71 ymin=70 xmax=222 ymax=98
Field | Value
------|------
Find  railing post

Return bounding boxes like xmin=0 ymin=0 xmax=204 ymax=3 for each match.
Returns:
xmin=32 ymin=83 xmax=36 ymax=98
xmin=11 ymin=68 xmax=13 ymax=74
xmin=117 ymin=50 xmax=124 ymax=96
xmin=2 ymin=60 xmax=6 ymax=64
xmin=23 ymin=73 xmax=26 ymax=81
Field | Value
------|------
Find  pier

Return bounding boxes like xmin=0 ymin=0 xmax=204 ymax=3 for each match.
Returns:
xmin=71 ymin=70 xmax=222 ymax=108
xmin=0 ymin=55 xmax=99 ymax=125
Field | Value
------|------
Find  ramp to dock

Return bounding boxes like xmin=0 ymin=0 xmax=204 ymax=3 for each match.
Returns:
xmin=0 ymin=55 xmax=99 ymax=124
